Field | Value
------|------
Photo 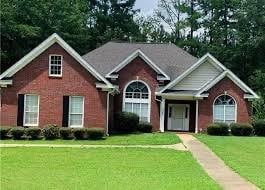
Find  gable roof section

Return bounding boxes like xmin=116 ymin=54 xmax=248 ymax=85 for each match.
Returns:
xmin=105 ymin=49 xmax=170 ymax=80
xmin=159 ymin=53 xmax=259 ymax=99
xmin=82 ymin=42 xmax=198 ymax=80
xmin=0 ymin=33 xmax=113 ymax=88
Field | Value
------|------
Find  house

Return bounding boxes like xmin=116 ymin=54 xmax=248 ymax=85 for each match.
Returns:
xmin=0 ymin=33 xmax=259 ymax=134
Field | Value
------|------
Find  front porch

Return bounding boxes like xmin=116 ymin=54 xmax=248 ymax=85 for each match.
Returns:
xmin=158 ymin=94 xmax=199 ymax=133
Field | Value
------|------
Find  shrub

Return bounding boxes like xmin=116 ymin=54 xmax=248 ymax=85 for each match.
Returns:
xmin=253 ymin=120 xmax=265 ymax=136
xmin=114 ymin=112 xmax=139 ymax=133
xmin=137 ymin=122 xmax=152 ymax=133
xmin=72 ymin=128 xmax=87 ymax=140
xmin=59 ymin=128 xmax=73 ymax=140
xmin=25 ymin=127 xmax=42 ymax=139
xmin=207 ymin=123 xmax=229 ymax=136
xmin=230 ymin=123 xmax=253 ymax=136
xmin=0 ymin=127 xmax=11 ymax=139
xmin=42 ymin=124 xmax=59 ymax=140
xmin=87 ymin=128 xmax=105 ymax=140
xmin=10 ymin=127 xmax=25 ymax=140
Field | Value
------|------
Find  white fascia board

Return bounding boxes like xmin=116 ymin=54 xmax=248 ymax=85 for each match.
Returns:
xmin=0 ymin=33 xmax=113 ymax=88
xmin=195 ymin=70 xmax=259 ymax=99
xmin=105 ymin=49 xmax=170 ymax=80
xmin=0 ymin=80 xmax=13 ymax=87
xmin=158 ymin=53 xmax=226 ymax=93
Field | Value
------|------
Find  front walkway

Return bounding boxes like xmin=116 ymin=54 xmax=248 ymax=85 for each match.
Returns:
xmin=178 ymin=134 xmax=259 ymax=190
xmin=0 ymin=143 xmax=187 ymax=151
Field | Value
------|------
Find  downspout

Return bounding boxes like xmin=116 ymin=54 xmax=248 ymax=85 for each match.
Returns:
xmin=106 ymin=91 xmax=111 ymax=136
xmin=106 ymin=88 xmax=116 ymax=136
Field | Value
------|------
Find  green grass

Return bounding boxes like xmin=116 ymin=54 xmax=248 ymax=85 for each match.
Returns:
xmin=0 ymin=133 xmax=180 ymax=145
xmin=1 ymin=148 xmax=219 ymax=190
xmin=196 ymin=134 xmax=265 ymax=189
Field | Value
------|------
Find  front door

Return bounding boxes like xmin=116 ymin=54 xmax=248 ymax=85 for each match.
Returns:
xmin=168 ymin=104 xmax=190 ymax=131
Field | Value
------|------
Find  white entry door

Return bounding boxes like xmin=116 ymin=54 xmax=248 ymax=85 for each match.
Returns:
xmin=168 ymin=104 xmax=190 ymax=131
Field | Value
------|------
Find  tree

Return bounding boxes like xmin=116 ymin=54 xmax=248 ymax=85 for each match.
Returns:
xmin=1 ymin=0 xmax=90 ymax=72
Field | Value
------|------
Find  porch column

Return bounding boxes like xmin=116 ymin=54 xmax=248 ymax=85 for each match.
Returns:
xmin=195 ymin=99 xmax=199 ymax=133
xmin=160 ymin=98 xmax=165 ymax=132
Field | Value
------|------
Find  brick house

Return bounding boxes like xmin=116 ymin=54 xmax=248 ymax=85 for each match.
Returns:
xmin=0 ymin=33 xmax=259 ymax=134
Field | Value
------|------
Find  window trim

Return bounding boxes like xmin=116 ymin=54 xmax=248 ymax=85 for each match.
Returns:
xmin=68 ymin=96 xmax=84 ymax=128
xmin=122 ymin=80 xmax=151 ymax=122
xmin=213 ymin=94 xmax=237 ymax=123
xmin=49 ymin=54 xmax=63 ymax=77
xmin=23 ymin=94 xmax=40 ymax=127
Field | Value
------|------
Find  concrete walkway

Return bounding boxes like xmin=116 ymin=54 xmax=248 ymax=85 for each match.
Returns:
xmin=0 ymin=143 xmax=187 ymax=151
xmin=177 ymin=134 xmax=259 ymax=190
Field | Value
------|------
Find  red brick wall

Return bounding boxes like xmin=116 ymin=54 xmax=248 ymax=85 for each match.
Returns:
xmin=113 ymin=57 xmax=160 ymax=131
xmin=198 ymin=77 xmax=252 ymax=130
xmin=0 ymin=43 xmax=107 ymax=128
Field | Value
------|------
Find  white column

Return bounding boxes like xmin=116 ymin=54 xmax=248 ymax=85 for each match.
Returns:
xmin=195 ymin=99 xmax=199 ymax=133
xmin=160 ymin=98 xmax=165 ymax=132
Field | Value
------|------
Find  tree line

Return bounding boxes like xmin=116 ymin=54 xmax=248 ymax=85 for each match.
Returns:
xmin=1 ymin=0 xmax=264 ymax=118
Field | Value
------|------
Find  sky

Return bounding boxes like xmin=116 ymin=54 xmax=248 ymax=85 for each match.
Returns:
xmin=134 ymin=0 xmax=158 ymax=16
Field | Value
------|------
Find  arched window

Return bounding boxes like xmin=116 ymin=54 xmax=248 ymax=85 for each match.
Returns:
xmin=213 ymin=95 xmax=236 ymax=124
xmin=123 ymin=81 xmax=151 ymax=122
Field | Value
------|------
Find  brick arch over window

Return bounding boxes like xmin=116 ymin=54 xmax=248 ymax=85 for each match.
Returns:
xmin=123 ymin=80 xmax=151 ymax=122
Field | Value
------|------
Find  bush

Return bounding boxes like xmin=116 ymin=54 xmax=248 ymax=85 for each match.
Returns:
xmin=59 ymin=128 xmax=73 ymax=140
xmin=87 ymin=128 xmax=105 ymax=140
xmin=42 ymin=124 xmax=59 ymax=140
xmin=230 ymin=123 xmax=253 ymax=136
xmin=25 ymin=127 xmax=42 ymax=139
xmin=253 ymin=120 xmax=265 ymax=136
xmin=72 ymin=128 xmax=87 ymax=140
xmin=0 ymin=127 xmax=11 ymax=139
xmin=137 ymin=122 xmax=152 ymax=133
xmin=10 ymin=127 xmax=25 ymax=140
xmin=207 ymin=123 xmax=229 ymax=136
xmin=114 ymin=112 xmax=139 ymax=133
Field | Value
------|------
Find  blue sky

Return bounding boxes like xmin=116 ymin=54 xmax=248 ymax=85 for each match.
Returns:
xmin=134 ymin=0 xmax=158 ymax=15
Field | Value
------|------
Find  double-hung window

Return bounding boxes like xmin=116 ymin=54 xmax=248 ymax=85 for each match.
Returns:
xmin=69 ymin=96 xmax=84 ymax=127
xmin=49 ymin=55 xmax=62 ymax=77
xmin=24 ymin=94 xmax=39 ymax=126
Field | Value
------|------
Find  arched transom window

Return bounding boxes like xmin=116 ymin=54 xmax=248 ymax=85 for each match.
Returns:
xmin=213 ymin=95 xmax=236 ymax=124
xmin=123 ymin=81 xmax=150 ymax=122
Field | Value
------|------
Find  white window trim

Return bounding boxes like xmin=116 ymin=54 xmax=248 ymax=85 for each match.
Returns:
xmin=49 ymin=54 xmax=63 ymax=77
xmin=122 ymin=80 xmax=151 ymax=122
xmin=213 ymin=94 xmax=237 ymax=123
xmin=69 ymin=96 xmax=84 ymax=128
xmin=23 ymin=94 xmax=40 ymax=127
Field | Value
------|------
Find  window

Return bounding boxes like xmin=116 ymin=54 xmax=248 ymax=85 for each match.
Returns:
xmin=49 ymin=55 xmax=62 ymax=77
xmin=69 ymin=96 xmax=84 ymax=127
xmin=123 ymin=81 xmax=150 ymax=122
xmin=24 ymin=94 xmax=39 ymax=126
xmin=213 ymin=95 xmax=236 ymax=124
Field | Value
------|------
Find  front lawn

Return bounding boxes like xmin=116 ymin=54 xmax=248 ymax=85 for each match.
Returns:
xmin=196 ymin=134 xmax=265 ymax=189
xmin=1 ymin=148 xmax=219 ymax=190
xmin=0 ymin=132 xmax=180 ymax=145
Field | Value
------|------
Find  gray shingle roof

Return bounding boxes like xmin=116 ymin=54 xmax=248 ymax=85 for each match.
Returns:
xmin=82 ymin=42 xmax=198 ymax=80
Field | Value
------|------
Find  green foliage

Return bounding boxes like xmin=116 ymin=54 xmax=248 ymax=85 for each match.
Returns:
xmin=25 ymin=127 xmax=42 ymax=139
xmin=230 ymin=123 xmax=253 ymax=136
xmin=72 ymin=128 xmax=87 ymax=140
xmin=42 ymin=124 xmax=59 ymax=140
xmin=206 ymin=123 xmax=229 ymax=136
xmin=87 ymin=128 xmax=105 ymax=140
xmin=0 ymin=127 xmax=11 ymax=139
xmin=115 ymin=112 xmax=139 ymax=133
xmin=59 ymin=128 xmax=73 ymax=140
xmin=137 ymin=122 xmax=153 ymax=133
xmin=10 ymin=127 xmax=25 ymax=140
xmin=253 ymin=120 xmax=265 ymax=136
